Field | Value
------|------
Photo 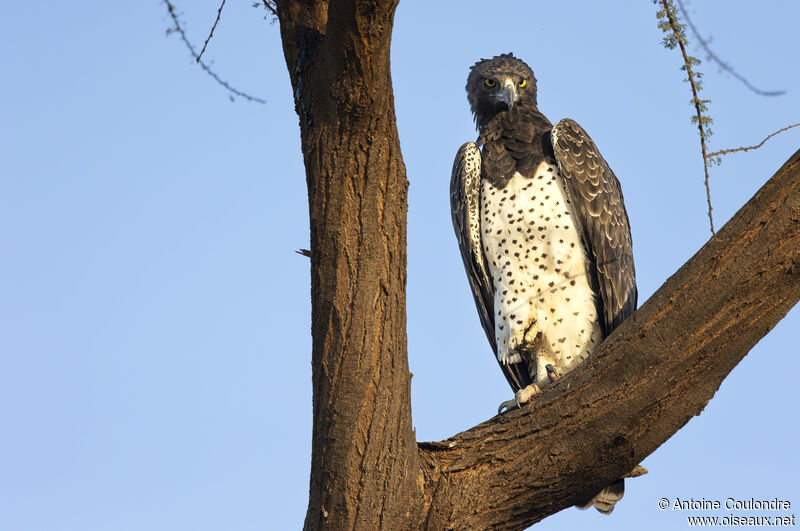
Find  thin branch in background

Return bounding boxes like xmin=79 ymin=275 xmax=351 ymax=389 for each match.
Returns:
xmin=677 ymin=0 xmax=786 ymax=97
xmin=163 ymin=0 xmax=266 ymax=104
xmin=255 ymin=0 xmax=278 ymax=17
xmin=252 ymin=0 xmax=278 ymax=23
xmin=197 ymin=0 xmax=227 ymax=63
xmin=658 ymin=0 xmax=715 ymax=235
xmin=706 ymin=123 xmax=800 ymax=160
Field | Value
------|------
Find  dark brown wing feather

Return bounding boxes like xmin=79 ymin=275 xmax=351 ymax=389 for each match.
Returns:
xmin=551 ymin=119 xmax=637 ymax=334
xmin=450 ymin=143 xmax=494 ymax=346
xmin=450 ymin=142 xmax=530 ymax=391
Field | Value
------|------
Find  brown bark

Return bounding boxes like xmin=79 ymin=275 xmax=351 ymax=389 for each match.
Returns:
xmin=274 ymin=1 xmax=800 ymax=529
xmin=274 ymin=1 xmax=418 ymax=529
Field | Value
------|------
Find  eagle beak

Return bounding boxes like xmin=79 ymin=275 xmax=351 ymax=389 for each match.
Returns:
xmin=502 ymin=79 xmax=517 ymax=109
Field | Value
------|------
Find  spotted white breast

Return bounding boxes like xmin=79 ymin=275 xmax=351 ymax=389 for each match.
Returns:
xmin=480 ymin=161 xmax=603 ymax=385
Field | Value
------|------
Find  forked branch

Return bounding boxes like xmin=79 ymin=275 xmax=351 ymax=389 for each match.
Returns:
xmin=163 ymin=0 xmax=266 ymax=103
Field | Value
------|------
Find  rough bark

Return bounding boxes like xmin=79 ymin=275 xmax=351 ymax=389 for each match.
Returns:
xmin=274 ymin=1 xmax=800 ymax=529
xmin=274 ymin=1 xmax=418 ymax=529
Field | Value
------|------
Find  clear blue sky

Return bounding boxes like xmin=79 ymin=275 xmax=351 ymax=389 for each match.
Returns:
xmin=2 ymin=1 xmax=798 ymax=530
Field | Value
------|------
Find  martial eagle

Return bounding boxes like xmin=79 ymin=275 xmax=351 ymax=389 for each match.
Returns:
xmin=450 ymin=53 xmax=637 ymax=514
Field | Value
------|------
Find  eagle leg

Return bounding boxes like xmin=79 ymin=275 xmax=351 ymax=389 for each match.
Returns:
xmin=497 ymin=383 xmax=541 ymax=414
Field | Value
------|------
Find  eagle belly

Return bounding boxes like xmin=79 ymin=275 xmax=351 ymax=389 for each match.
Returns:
xmin=480 ymin=161 xmax=603 ymax=385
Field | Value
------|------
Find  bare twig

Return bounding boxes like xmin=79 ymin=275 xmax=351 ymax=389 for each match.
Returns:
xmin=252 ymin=0 xmax=278 ymax=23
xmin=296 ymin=249 xmax=311 ymax=257
xmin=707 ymin=123 xmax=800 ymax=159
xmin=197 ymin=0 xmax=227 ymax=63
xmin=659 ymin=0 xmax=715 ymax=234
xmin=163 ymin=0 xmax=266 ymax=104
xmin=677 ymin=0 xmax=785 ymax=97
xmin=255 ymin=0 xmax=278 ymax=17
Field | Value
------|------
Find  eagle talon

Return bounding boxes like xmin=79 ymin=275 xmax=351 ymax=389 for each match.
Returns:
xmin=497 ymin=399 xmax=517 ymax=415
xmin=497 ymin=383 xmax=540 ymax=414
xmin=545 ymin=364 xmax=559 ymax=382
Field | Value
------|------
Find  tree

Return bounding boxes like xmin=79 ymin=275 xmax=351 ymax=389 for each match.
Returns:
xmin=162 ymin=0 xmax=800 ymax=527
xmin=267 ymin=1 xmax=800 ymax=529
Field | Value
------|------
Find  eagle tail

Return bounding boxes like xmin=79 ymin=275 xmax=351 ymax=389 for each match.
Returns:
xmin=576 ymin=478 xmax=624 ymax=514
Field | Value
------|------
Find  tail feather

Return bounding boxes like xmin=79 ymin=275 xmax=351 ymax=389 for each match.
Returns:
xmin=576 ymin=478 xmax=625 ymax=514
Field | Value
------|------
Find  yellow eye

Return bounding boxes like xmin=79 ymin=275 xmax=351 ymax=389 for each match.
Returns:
xmin=484 ymin=78 xmax=496 ymax=87
xmin=518 ymin=79 xmax=527 ymax=88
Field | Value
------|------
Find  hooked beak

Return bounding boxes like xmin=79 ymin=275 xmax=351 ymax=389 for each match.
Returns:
xmin=501 ymin=79 xmax=517 ymax=109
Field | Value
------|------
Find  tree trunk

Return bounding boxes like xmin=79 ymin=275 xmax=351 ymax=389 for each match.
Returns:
xmin=274 ymin=1 xmax=419 ymax=529
xmin=274 ymin=1 xmax=800 ymax=529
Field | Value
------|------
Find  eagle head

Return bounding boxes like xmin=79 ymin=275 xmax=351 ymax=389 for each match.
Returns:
xmin=466 ymin=53 xmax=537 ymax=130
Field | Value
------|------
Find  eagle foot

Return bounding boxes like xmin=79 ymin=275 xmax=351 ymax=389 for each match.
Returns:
xmin=498 ymin=383 xmax=540 ymax=414
xmin=545 ymin=364 xmax=559 ymax=382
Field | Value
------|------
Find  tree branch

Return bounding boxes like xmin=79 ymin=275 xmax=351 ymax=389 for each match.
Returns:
xmin=197 ymin=0 xmax=226 ymax=63
xmin=677 ymin=0 xmax=786 ymax=97
xmin=254 ymin=0 xmax=278 ymax=18
xmin=417 ymin=148 xmax=800 ymax=530
xmin=163 ymin=0 xmax=266 ymax=103
xmin=275 ymin=1 xmax=800 ymax=528
xmin=658 ymin=0 xmax=716 ymax=234
xmin=707 ymin=123 xmax=800 ymax=159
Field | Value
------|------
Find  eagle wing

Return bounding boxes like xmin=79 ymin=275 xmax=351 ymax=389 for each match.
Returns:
xmin=450 ymin=143 xmax=494 ymax=348
xmin=450 ymin=142 xmax=531 ymax=391
xmin=551 ymin=119 xmax=637 ymax=334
